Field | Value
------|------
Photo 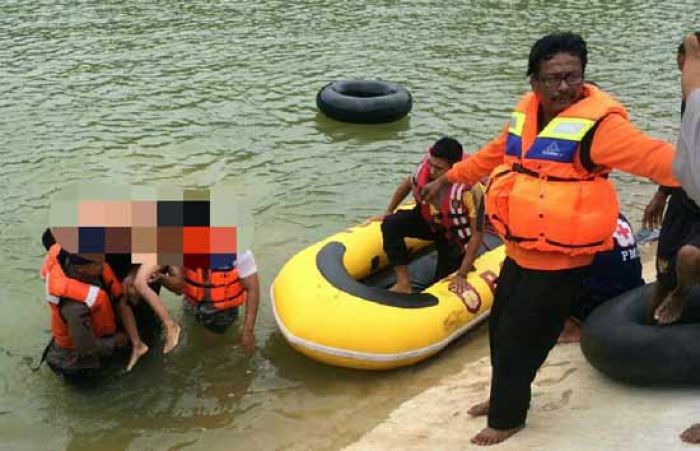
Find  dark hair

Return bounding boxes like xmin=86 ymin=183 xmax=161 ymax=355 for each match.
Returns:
xmin=527 ymin=32 xmax=588 ymax=78
xmin=430 ymin=137 xmax=463 ymax=165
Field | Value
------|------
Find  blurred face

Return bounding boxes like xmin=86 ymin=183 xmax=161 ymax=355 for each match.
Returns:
xmin=428 ymin=156 xmax=451 ymax=181
xmin=530 ymin=52 xmax=584 ymax=120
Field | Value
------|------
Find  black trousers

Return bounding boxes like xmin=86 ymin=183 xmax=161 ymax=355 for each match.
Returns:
xmin=487 ymin=257 xmax=586 ymax=429
xmin=381 ymin=206 xmax=462 ymax=282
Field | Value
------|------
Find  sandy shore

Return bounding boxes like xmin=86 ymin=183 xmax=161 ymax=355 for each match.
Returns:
xmin=344 ymin=243 xmax=700 ymax=450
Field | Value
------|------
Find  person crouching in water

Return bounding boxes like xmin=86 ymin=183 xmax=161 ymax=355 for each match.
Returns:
xmin=168 ymin=250 xmax=260 ymax=355
xmin=380 ymin=137 xmax=485 ymax=294
xmin=40 ymin=229 xmax=128 ymax=381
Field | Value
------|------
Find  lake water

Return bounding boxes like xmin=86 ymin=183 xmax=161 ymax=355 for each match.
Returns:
xmin=1 ymin=1 xmax=697 ymax=449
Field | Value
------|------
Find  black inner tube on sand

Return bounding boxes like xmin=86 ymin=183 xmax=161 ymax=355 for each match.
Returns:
xmin=581 ymin=283 xmax=700 ymax=385
xmin=316 ymin=80 xmax=412 ymax=124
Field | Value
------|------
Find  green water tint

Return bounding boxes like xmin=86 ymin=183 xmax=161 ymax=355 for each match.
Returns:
xmin=0 ymin=0 xmax=696 ymax=448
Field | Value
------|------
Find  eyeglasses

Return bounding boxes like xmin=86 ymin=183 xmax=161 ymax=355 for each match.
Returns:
xmin=537 ymin=73 xmax=584 ymax=88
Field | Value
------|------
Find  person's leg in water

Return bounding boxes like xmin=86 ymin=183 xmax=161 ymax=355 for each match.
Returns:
xmin=471 ymin=264 xmax=584 ymax=446
xmin=655 ymin=244 xmax=700 ymax=323
xmin=381 ymin=207 xmax=436 ymax=293
xmin=117 ymin=297 xmax=149 ymax=371
xmin=132 ymin=264 xmax=181 ymax=353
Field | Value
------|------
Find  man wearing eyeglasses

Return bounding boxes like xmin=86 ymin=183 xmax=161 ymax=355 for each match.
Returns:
xmin=422 ymin=32 xmax=678 ymax=446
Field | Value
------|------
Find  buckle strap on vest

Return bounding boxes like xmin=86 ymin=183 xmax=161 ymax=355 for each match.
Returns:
xmin=511 ymin=163 xmax=598 ymax=182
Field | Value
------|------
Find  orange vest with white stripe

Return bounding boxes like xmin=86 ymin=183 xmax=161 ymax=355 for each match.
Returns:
xmin=40 ymin=244 xmax=120 ymax=349
xmin=485 ymin=84 xmax=626 ymax=255
xmin=183 ymin=267 xmax=247 ymax=311
xmin=412 ymin=155 xmax=473 ymax=247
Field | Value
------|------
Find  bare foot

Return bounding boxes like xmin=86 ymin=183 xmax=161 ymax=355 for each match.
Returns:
xmin=557 ymin=318 xmax=581 ymax=343
xmin=654 ymin=289 xmax=689 ymax=324
xmin=389 ymin=282 xmax=412 ymax=294
xmin=681 ymin=423 xmax=700 ymax=443
xmin=162 ymin=322 xmax=181 ymax=354
xmin=468 ymin=399 xmax=490 ymax=417
xmin=470 ymin=425 xmax=524 ymax=446
xmin=126 ymin=341 xmax=149 ymax=372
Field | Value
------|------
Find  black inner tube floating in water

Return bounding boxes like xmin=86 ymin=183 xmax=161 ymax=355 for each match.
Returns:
xmin=581 ymin=283 xmax=700 ymax=385
xmin=316 ymin=79 xmax=412 ymax=124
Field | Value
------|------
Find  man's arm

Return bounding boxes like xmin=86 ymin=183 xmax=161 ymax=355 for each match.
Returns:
xmin=674 ymin=33 xmax=700 ymax=205
xmin=589 ymin=113 xmax=679 ymax=187
xmin=153 ymin=266 xmax=185 ymax=295
xmin=449 ymin=185 xmax=486 ymax=294
xmin=385 ymin=176 xmax=413 ymax=215
xmin=457 ymin=227 xmax=484 ymax=278
xmin=239 ymin=273 xmax=260 ymax=355
xmin=642 ymin=187 xmax=670 ymax=229
xmin=424 ymin=124 xmax=508 ymax=203
xmin=446 ymin=124 xmax=509 ymax=185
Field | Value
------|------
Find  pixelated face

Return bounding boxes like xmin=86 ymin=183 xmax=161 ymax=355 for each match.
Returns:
xmin=530 ymin=52 xmax=584 ymax=118
xmin=49 ymin=187 xmax=241 ymax=272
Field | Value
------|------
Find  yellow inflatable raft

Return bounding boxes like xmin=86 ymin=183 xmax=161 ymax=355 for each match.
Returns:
xmin=271 ymin=216 xmax=505 ymax=370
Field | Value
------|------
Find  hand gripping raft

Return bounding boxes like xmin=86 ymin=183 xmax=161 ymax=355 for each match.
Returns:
xmin=271 ymin=214 xmax=504 ymax=370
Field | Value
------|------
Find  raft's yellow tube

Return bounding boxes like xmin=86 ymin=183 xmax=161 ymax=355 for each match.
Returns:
xmin=271 ymin=216 xmax=505 ymax=370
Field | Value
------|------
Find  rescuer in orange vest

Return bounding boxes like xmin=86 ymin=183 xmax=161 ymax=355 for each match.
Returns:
xmin=422 ymin=32 xmax=678 ymax=446
xmin=163 ymin=250 xmax=260 ymax=355
xmin=40 ymin=229 xmax=128 ymax=381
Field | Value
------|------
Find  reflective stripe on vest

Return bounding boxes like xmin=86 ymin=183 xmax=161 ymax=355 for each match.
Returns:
xmin=448 ymin=183 xmax=471 ymax=243
xmin=505 ymin=112 xmax=526 ymax=157
xmin=45 ymin=273 xmax=60 ymax=305
xmin=506 ymin=114 xmax=597 ymax=163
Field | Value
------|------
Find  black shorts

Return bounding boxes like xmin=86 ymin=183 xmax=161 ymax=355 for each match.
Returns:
xmin=657 ymin=189 xmax=700 ymax=291
xmin=183 ymin=299 xmax=239 ymax=334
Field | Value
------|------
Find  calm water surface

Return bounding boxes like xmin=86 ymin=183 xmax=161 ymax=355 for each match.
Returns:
xmin=1 ymin=1 xmax=698 ymax=449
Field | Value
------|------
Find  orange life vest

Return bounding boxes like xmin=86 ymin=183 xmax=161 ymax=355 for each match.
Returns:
xmin=183 ymin=266 xmax=247 ymax=311
xmin=411 ymin=154 xmax=473 ymax=247
xmin=40 ymin=244 xmax=120 ymax=349
xmin=485 ymin=84 xmax=626 ymax=256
